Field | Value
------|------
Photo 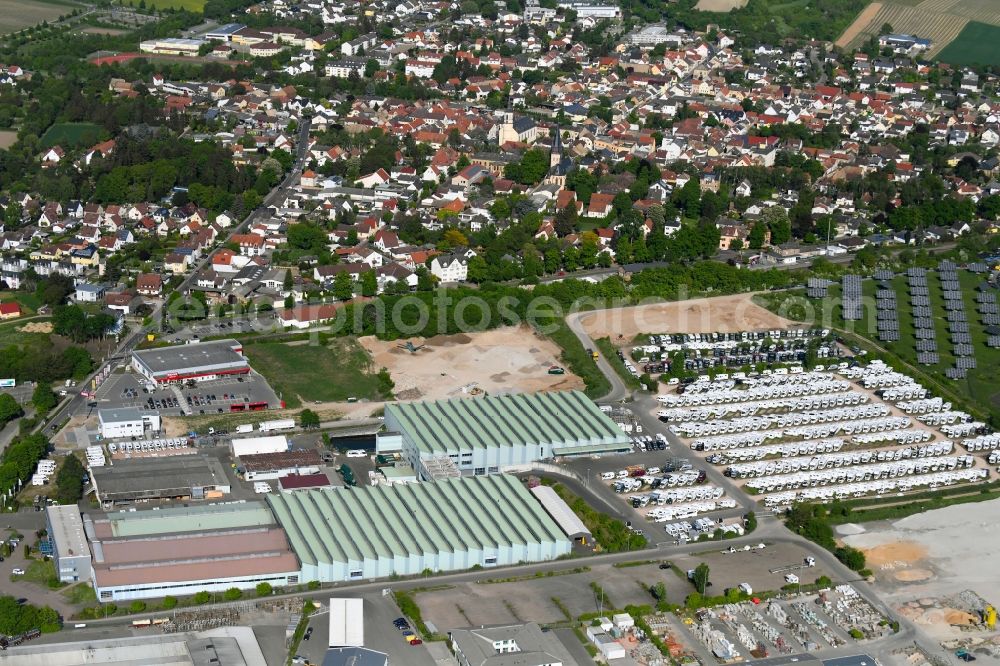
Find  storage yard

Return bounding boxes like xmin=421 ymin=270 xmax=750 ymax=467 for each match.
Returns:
xmin=660 ymin=357 xmax=993 ymax=511
xmin=359 ymin=325 xmax=583 ymax=401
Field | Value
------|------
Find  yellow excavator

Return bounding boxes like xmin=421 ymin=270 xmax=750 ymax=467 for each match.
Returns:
xmin=985 ymin=605 xmax=997 ymax=630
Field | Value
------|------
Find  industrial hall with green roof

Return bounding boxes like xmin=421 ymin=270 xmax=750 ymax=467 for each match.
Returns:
xmin=266 ymin=474 xmax=571 ymax=583
xmin=376 ymin=390 xmax=630 ymax=479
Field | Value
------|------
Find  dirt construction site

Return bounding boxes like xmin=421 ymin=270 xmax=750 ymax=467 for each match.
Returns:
xmin=358 ymin=325 xmax=583 ymax=401
xmin=579 ymin=294 xmax=797 ymax=342
xmin=840 ymin=499 xmax=1000 ymax=653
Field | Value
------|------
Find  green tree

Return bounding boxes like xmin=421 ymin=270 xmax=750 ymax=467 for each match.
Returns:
xmin=31 ymin=385 xmax=57 ymax=414
xmin=691 ymin=563 xmax=710 ymax=594
xmin=54 ymin=453 xmax=85 ymax=504
xmin=129 ymin=600 xmax=146 ymax=614
xmin=193 ymin=591 xmax=211 ymax=604
xmin=0 ymin=393 xmax=22 ymax=426
xmin=360 ymin=270 xmax=377 ymax=297
xmin=255 ymin=582 xmax=273 ymax=596
xmin=299 ymin=409 xmax=320 ymax=429
xmin=333 ymin=272 xmax=354 ymax=301
xmin=162 ymin=596 xmax=178 ymax=609
xmin=223 ymin=588 xmax=242 ymax=601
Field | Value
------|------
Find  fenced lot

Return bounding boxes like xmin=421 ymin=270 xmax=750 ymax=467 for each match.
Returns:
xmin=0 ymin=0 xmax=79 ymax=35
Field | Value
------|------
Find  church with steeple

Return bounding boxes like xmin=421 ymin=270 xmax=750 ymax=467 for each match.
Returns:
xmin=545 ymin=125 xmax=573 ymax=186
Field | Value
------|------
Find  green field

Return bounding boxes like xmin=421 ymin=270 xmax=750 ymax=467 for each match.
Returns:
xmin=759 ymin=269 xmax=1000 ymax=424
xmin=243 ymin=338 xmax=393 ymax=409
xmin=123 ymin=0 xmax=206 ymax=10
xmin=937 ymin=22 xmax=1000 ymax=66
xmin=39 ymin=122 xmax=105 ymax=149
xmin=0 ymin=0 xmax=81 ymax=36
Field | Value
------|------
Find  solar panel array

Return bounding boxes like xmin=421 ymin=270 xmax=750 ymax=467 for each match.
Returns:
xmin=968 ymin=263 xmax=989 ymax=274
xmin=874 ymin=269 xmax=894 ymax=281
xmin=956 ymin=357 xmax=977 ymax=369
xmin=979 ymin=286 xmax=999 ymax=337
xmin=977 ymin=292 xmax=996 ymax=304
xmin=909 ymin=270 xmax=935 ymax=363
xmin=989 ymin=335 xmax=1000 ymax=348
xmin=841 ymin=275 xmax=863 ymax=320
xmin=939 ymin=265 xmax=972 ymax=374
xmin=807 ymin=277 xmax=832 ymax=299
xmin=985 ymin=314 xmax=1000 ymax=326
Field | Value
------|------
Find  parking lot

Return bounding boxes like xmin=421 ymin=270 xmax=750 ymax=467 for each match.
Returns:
xmin=95 ymin=370 xmax=281 ymax=418
xmin=163 ymin=314 xmax=282 ymax=344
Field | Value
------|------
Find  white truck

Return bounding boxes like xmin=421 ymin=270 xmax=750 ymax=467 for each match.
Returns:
xmin=235 ymin=424 xmax=254 ymax=434
xmin=258 ymin=419 xmax=295 ymax=432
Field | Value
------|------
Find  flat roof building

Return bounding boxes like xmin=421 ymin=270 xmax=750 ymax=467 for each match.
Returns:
xmin=85 ymin=502 xmax=300 ymax=602
xmin=46 ymin=505 xmax=91 ymax=583
xmin=91 ymin=455 xmax=231 ymax=505
xmin=378 ymin=391 xmax=629 ymax=479
xmin=267 ymin=474 xmax=570 ymax=583
xmin=0 ymin=627 xmax=268 ymax=666
xmin=98 ymin=407 xmax=161 ymax=439
xmin=232 ymin=435 xmax=289 ymax=459
xmin=329 ymin=598 xmax=364 ymax=647
xmin=241 ymin=449 xmax=321 ymax=481
xmin=450 ymin=622 xmax=581 ymax=666
xmin=131 ymin=339 xmax=250 ymax=384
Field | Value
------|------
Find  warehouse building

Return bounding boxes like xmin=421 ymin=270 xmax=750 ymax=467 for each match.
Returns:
xmin=329 ymin=598 xmax=364 ymax=647
xmin=0 ymin=627 xmax=268 ymax=666
xmin=232 ymin=435 xmax=289 ymax=459
xmin=98 ymin=407 xmax=162 ymax=439
xmin=46 ymin=505 xmax=91 ymax=583
xmin=91 ymin=455 xmax=231 ymax=505
xmin=377 ymin=391 xmax=629 ymax=479
xmin=131 ymin=339 xmax=250 ymax=385
xmin=139 ymin=37 xmax=206 ymax=55
xmin=241 ymin=449 xmax=321 ymax=481
xmin=530 ymin=485 xmax=592 ymax=544
xmin=85 ymin=501 xmax=301 ymax=602
xmin=267 ymin=474 xmax=570 ymax=582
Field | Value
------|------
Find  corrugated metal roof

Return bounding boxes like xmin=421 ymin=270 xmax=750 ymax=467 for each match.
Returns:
xmin=267 ymin=475 xmax=566 ymax=566
xmin=96 ymin=501 xmax=274 ymax=538
xmin=530 ymin=485 xmax=591 ymax=539
xmin=386 ymin=390 xmax=627 ymax=455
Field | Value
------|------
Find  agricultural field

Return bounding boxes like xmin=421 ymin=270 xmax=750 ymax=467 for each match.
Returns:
xmin=837 ymin=0 xmax=1000 ymax=57
xmin=242 ymin=337 xmax=393 ymax=409
xmin=122 ymin=0 xmax=206 ymax=10
xmin=936 ymin=21 xmax=1000 ymax=66
xmin=39 ymin=122 xmax=105 ymax=149
xmin=0 ymin=0 xmax=79 ymax=36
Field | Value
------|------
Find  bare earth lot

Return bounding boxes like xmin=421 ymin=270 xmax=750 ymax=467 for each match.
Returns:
xmin=580 ymin=293 xmax=797 ymax=341
xmin=0 ymin=131 xmax=17 ymax=150
xmin=695 ymin=0 xmax=747 ymax=10
xmin=842 ymin=499 xmax=1000 ymax=642
xmin=0 ymin=0 xmax=72 ymax=34
xmin=359 ymin=325 xmax=583 ymax=401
